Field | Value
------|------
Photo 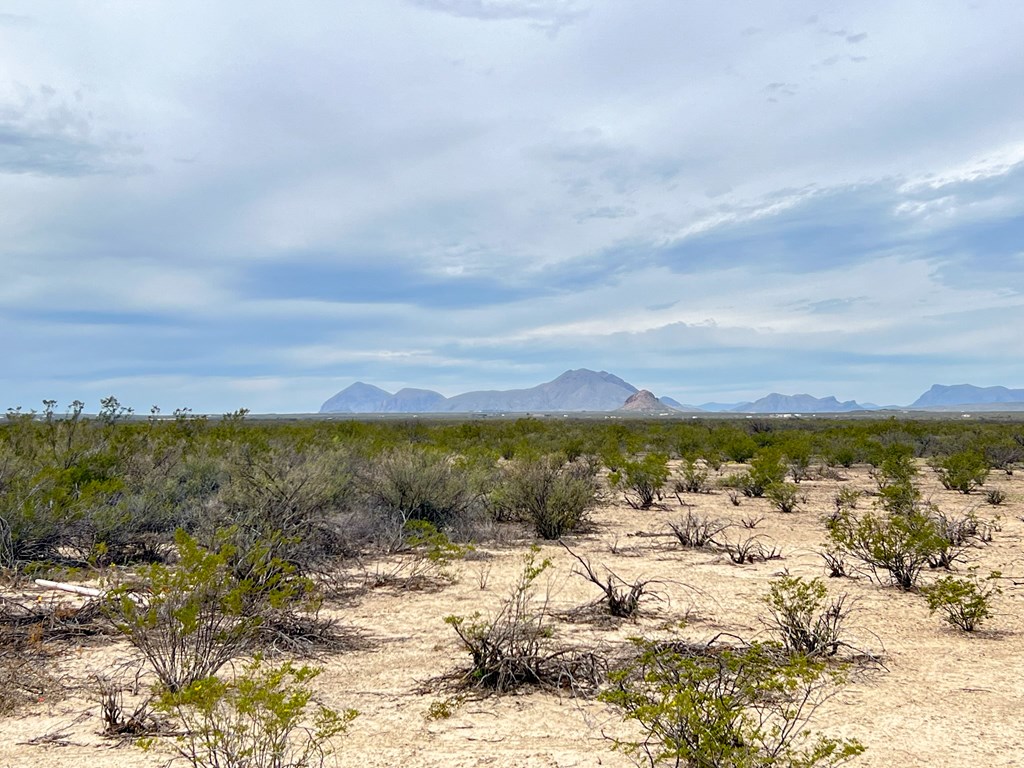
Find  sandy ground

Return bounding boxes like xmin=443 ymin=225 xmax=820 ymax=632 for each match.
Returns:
xmin=2 ymin=464 xmax=1022 ymax=768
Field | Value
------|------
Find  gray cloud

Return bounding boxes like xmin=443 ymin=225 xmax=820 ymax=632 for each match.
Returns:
xmin=0 ymin=87 xmax=143 ymax=177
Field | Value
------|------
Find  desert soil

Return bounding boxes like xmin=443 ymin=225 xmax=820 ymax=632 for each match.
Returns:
xmin=2 ymin=464 xmax=1022 ymax=768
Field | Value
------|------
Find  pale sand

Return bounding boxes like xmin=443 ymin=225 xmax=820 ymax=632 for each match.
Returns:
xmin=2 ymin=464 xmax=1022 ymax=768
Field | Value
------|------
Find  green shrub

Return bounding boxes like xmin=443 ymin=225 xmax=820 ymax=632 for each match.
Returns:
xmin=608 ymin=453 xmax=670 ymax=510
xmin=765 ymin=481 xmax=803 ymax=514
xmin=826 ymin=509 xmax=944 ymax=590
xmin=833 ymin=487 xmax=862 ymax=514
xmin=425 ymin=695 xmax=464 ymax=720
xmin=922 ymin=571 xmax=1001 ymax=632
xmin=727 ymin=450 xmax=788 ymax=499
xmin=491 ymin=455 xmax=598 ymax=539
xmin=104 ymin=530 xmax=272 ymax=692
xmin=673 ymin=458 xmax=711 ymax=494
xmin=601 ymin=640 xmax=864 ymax=768
xmin=360 ymin=447 xmax=483 ymax=542
xmin=150 ymin=658 xmax=356 ymax=768
xmin=762 ymin=575 xmax=849 ymax=657
xmin=932 ymin=450 xmax=989 ymax=494
xmin=873 ymin=447 xmax=919 ymax=515
xmin=984 ymin=488 xmax=1007 ymax=506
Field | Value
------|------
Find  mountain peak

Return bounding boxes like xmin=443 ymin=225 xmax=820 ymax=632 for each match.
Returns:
xmin=319 ymin=382 xmax=393 ymax=413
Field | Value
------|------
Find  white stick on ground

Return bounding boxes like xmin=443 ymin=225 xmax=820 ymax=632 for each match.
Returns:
xmin=34 ymin=579 xmax=103 ymax=598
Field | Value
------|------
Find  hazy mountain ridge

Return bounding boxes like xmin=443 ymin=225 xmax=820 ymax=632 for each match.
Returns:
xmin=910 ymin=384 xmax=1024 ymax=408
xmin=319 ymin=369 xmax=640 ymax=413
xmin=319 ymin=373 xmax=1024 ymax=414
xmin=730 ymin=393 xmax=867 ymax=413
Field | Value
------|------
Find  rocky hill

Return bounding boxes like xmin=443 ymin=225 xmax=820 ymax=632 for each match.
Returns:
xmin=617 ymin=390 xmax=677 ymax=413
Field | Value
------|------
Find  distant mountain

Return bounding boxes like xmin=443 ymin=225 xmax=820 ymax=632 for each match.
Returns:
xmin=386 ymin=388 xmax=448 ymax=412
xmin=699 ymin=401 xmax=752 ymax=412
xmin=909 ymin=384 xmax=1024 ymax=409
xmin=730 ymin=393 xmax=866 ymax=413
xmin=319 ymin=382 xmax=393 ymax=413
xmin=618 ymin=390 xmax=677 ymax=413
xmin=319 ymin=369 xmax=644 ymax=413
xmin=660 ymin=396 xmax=703 ymax=412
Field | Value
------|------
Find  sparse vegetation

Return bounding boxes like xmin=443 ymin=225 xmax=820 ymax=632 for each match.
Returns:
xmin=922 ymin=570 xmax=1001 ymax=632
xmin=491 ymin=454 xmax=599 ymax=539
xmin=148 ymin=658 xmax=356 ymax=768
xmin=602 ymin=638 xmax=864 ymax=768
xmin=444 ymin=549 xmax=602 ymax=694
xmin=667 ymin=510 xmax=727 ymax=549
xmin=2 ymin=405 xmax=1023 ymax=765
xmin=984 ymin=488 xmax=1007 ymax=506
xmin=826 ymin=508 xmax=943 ymax=590
xmin=931 ymin=450 xmax=989 ymax=494
xmin=562 ymin=542 xmax=661 ymax=619
xmin=608 ymin=452 xmax=670 ymax=510
xmin=762 ymin=575 xmax=850 ymax=657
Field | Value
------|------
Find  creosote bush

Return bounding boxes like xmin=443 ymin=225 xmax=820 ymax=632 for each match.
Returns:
xmin=744 ymin=450 xmax=788 ymax=498
xmin=765 ymin=481 xmax=803 ymax=514
xmin=444 ymin=549 xmax=552 ymax=691
xmin=602 ymin=639 xmax=864 ymax=768
xmin=984 ymin=488 xmax=1006 ymax=506
xmin=673 ymin=458 xmax=711 ymax=495
xmin=922 ymin=570 xmax=1001 ymax=632
xmin=931 ymin=450 xmax=989 ymax=494
xmin=206 ymin=441 xmax=354 ymax=575
xmin=147 ymin=657 xmax=356 ymax=768
xmin=608 ymin=453 xmax=670 ymax=510
xmin=872 ymin=448 xmax=920 ymax=515
xmin=104 ymin=529 xmax=300 ymax=692
xmin=826 ymin=508 xmax=945 ymax=590
xmin=361 ymin=447 xmax=482 ymax=537
xmin=833 ymin=487 xmax=862 ymax=515
xmin=562 ymin=542 xmax=660 ymax=619
xmin=490 ymin=454 xmax=598 ymax=539
xmin=762 ymin=575 xmax=850 ymax=657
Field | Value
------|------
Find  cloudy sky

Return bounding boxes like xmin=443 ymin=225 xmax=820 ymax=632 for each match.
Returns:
xmin=2 ymin=1 xmax=1023 ymax=413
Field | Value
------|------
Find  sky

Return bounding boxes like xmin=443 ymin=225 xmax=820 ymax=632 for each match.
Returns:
xmin=2 ymin=0 xmax=1023 ymax=413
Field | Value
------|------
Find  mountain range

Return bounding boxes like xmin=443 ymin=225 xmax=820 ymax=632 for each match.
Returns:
xmin=320 ymin=369 xmax=650 ymax=414
xmin=319 ymin=370 xmax=1024 ymax=414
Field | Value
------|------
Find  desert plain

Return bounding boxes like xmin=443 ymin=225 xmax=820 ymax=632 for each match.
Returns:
xmin=2 ymin=460 xmax=1022 ymax=768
